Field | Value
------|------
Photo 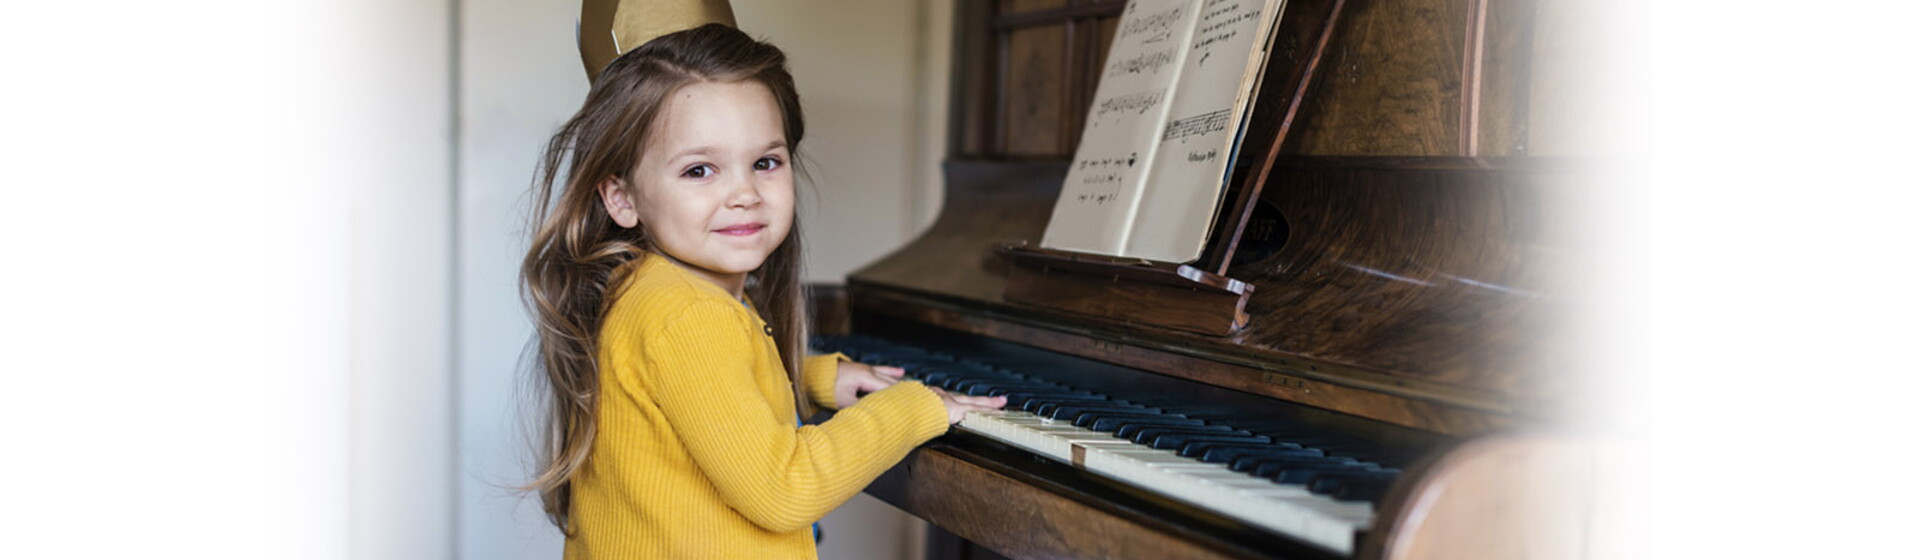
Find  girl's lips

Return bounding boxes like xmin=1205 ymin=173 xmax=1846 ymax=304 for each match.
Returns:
xmin=714 ymin=223 xmax=765 ymax=236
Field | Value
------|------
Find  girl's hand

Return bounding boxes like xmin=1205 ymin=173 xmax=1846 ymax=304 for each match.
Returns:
xmin=928 ymin=387 xmax=1007 ymax=424
xmin=834 ymin=361 xmax=908 ymax=409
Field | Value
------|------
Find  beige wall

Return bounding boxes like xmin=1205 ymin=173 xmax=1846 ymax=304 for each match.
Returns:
xmin=735 ymin=0 xmax=951 ymax=283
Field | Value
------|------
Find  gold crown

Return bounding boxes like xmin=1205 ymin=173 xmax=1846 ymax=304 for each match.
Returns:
xmin=579 ymin=0 xmax=737 ymax=83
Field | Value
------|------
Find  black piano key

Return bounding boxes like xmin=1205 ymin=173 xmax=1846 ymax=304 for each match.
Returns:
xmin=980 ymin=380 xmax=1065 ymax=391
xmin=934 ymin=368 xmax=1015 ymax=381
xmin=927 ymin=378 xmax=966 ymax=391
xmin=1090 ymin=415 xmax=1203 ymax=432
xmin=982 ymin=384 xmax=1076 ymax=397
xmin=1303 ymin=467 xmax=1395 ymax=489
xmin=1161 ymin=434 xmax=1274 ymax=455
xmin=1305 ymin=470 xmax=1400 ymax=497
xmin=1001 ymin=390 xmax=1098 ymax=401
xmin=948 ymin=372 xmax=1036 ymax=385
xmin=1266 ymin=464 xmax=1384 ymax=485
xmin=945 ymin=378 xmax=995 ymax=391
xmin=1328 ymin=476 xmax=1399 ymax=502
xmin=1033 ymin=399 xmax=1134 ymax=416
xmin=1234 ymin=456 xmax=1362 ymax=476
xmin=1066 ymin=409 xmax=1164 ymax=426
xmin=1102 ymin=417 xmax=1210 ymax=437
xmin=857 ymin=354 xmax=908 ymax=367
xmin=1140 ymin=429 xmax=1260 ymax=449
xmin=1127 ymin=425 xmax=1249 ymax=445
xmin=957 ymin=359 xmax=1001 ymax=371
xmin=915 ymin=370 xmax=972 ymax=385
xmin=1118 ymin=423 xmax=1237 ymax=441
xmin=1193 ymin=445 xmax=1320 ymax=464
xmin=1047 ymin=405 xmax=1157 ymax=421
xmin=1002 ymin=392 xmax=1098 ymax=409
xmin=1021 ymin=395 xmax=1113 ymax=414
xmin=956 ymin=380 xmax=1058 ymax=396
xmin=1079 ymin=413 xmax=1197 ymax=431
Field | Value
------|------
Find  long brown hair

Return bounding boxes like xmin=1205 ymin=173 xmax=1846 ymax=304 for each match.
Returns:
xmin=520 ymin=23 xmax=810 ymax=533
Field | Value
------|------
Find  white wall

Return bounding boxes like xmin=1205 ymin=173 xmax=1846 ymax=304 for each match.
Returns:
xmin=735 ymin=0 xmax=934 ymax=283
xmin=341 ymin=1 xmax=458 ymax=558
xmin=454 ymin=1 xmax=952 ymax=559
xmin=454 ymin=0 xmax=579 ymax=557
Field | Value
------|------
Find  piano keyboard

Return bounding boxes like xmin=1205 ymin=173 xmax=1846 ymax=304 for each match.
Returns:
xmin=817 ymin=335 xmax=1403 ymax=555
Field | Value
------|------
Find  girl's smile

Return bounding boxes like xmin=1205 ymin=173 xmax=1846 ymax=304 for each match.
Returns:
xmin=713 ymin=222 xmax=766 ymax=236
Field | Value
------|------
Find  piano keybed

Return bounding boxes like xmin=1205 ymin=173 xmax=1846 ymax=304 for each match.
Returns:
xmin=816 ymin=334 xmax=1422 ymax=556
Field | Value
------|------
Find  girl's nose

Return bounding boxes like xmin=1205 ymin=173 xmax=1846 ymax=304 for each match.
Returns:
xmin=724 ymin=176 xmax=763 ymax=209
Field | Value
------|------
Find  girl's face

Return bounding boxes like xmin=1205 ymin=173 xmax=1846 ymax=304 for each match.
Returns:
xmin=600 ymin=80 xmax=795 ymax=296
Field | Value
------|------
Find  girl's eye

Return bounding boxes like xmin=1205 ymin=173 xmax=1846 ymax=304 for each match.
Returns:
xmin=754 ymin=156 xmax=783 ymax=172
xmin=682 ymin=164 xmax=716 ymax=179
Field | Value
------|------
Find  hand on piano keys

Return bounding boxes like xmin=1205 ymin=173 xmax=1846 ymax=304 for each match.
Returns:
xmin=926 ymin=386 xmax=1008 ymax=424
xmin=832 ymin=360 xmax=910 ymax=409
xmin=817 ymin=335 xmax=1396 ymax=555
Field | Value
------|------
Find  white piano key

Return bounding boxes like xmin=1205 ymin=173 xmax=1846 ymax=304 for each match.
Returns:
xmin=956 ymin=408 xmax=1366 ymax=554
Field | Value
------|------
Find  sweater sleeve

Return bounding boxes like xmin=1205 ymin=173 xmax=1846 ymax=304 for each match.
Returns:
xmin=802 ymin=353 xmax=846 ymax=410
xmin=639 ymin=301 xmax=950 ymax=532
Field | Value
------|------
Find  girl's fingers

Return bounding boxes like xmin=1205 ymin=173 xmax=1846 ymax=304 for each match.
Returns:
xmin=955 ymin=395 xmax=1007 ymax=409
xmin=875 ymin=365 xmax=906 ymax=378
xmin=862 ymin=376 xmax=897 ymax=391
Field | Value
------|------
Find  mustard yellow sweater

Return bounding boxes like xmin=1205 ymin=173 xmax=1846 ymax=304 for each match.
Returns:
xmin=565 ymin=253 xmax=950 ymax=559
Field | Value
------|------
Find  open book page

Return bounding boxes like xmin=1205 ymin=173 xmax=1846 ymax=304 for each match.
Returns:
xmin=1041 ymin=0 xmax=1200 ymax=257
xmin=1129 ymin=0 xmax=1287 ymax=262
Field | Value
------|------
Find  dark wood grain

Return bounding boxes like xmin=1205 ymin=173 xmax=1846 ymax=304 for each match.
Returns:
xmin=1284 ymin=0 xmax=1470 ymax=155
xmin=870 ymin=447 xmax=1241 ymax=559
xmin=1003 ymin=261 xmax=1252 ymax=335
xmin=1003 ymin=24 xmax=1071 ymax=156
xmin=998 ymin=0 xmax=1067 ymax=16
xmin=1001 ymin=246 xmax=1249 ymax=293
xmin=1225 ymin=157 xmax=1576 ymax=400
xmin=867 ymin=436 xmax=1342 ymax=560
xmin=851 ymin=157 xmax=1580 ymax=431
xmin=1473 ymin=0 xmax=1538 ymax=156
xmin=999 ymin=245 xmax=1252 ymax=335
xmin=954 ymin=0 xmax=995 ymax=157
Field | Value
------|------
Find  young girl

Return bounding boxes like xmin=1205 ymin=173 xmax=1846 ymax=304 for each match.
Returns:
xmin=521 ymin=24 xmax=1005 ymax=558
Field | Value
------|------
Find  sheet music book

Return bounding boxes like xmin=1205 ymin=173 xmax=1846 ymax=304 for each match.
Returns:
xmin=1040 ymin=0 xmax=1286 ymax=263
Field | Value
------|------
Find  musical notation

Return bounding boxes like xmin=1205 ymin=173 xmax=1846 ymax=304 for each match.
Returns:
xmin=1094 ymin=90 xmax=1167 ymax=120
xmin=1119 ymin=5 xmax=1186 ymax=44
xmin=1193 ymin=0 xmax=1261 ymax=53
xmin=1069 ymin=153 xmax=1139 ymax=204
xmin=1107 ymin=48 xmax=1177 ymax=78
xmin=1162 ymin=109 xmax=1231 ymax=143
xmin=1048 ymin=0 xmax=1276 ymax=261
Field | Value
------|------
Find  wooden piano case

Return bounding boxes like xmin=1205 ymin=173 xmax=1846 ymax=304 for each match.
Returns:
xmin=818 ymin=0 xmax=1608 ymax=558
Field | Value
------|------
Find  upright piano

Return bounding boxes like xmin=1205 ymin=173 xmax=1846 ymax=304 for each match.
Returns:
xmin=812 ymin=0 xmax=1603 ymax=558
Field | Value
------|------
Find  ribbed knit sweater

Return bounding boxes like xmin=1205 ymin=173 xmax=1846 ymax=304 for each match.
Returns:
xmin=564 ymin=253 xmax=951 ymax=559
